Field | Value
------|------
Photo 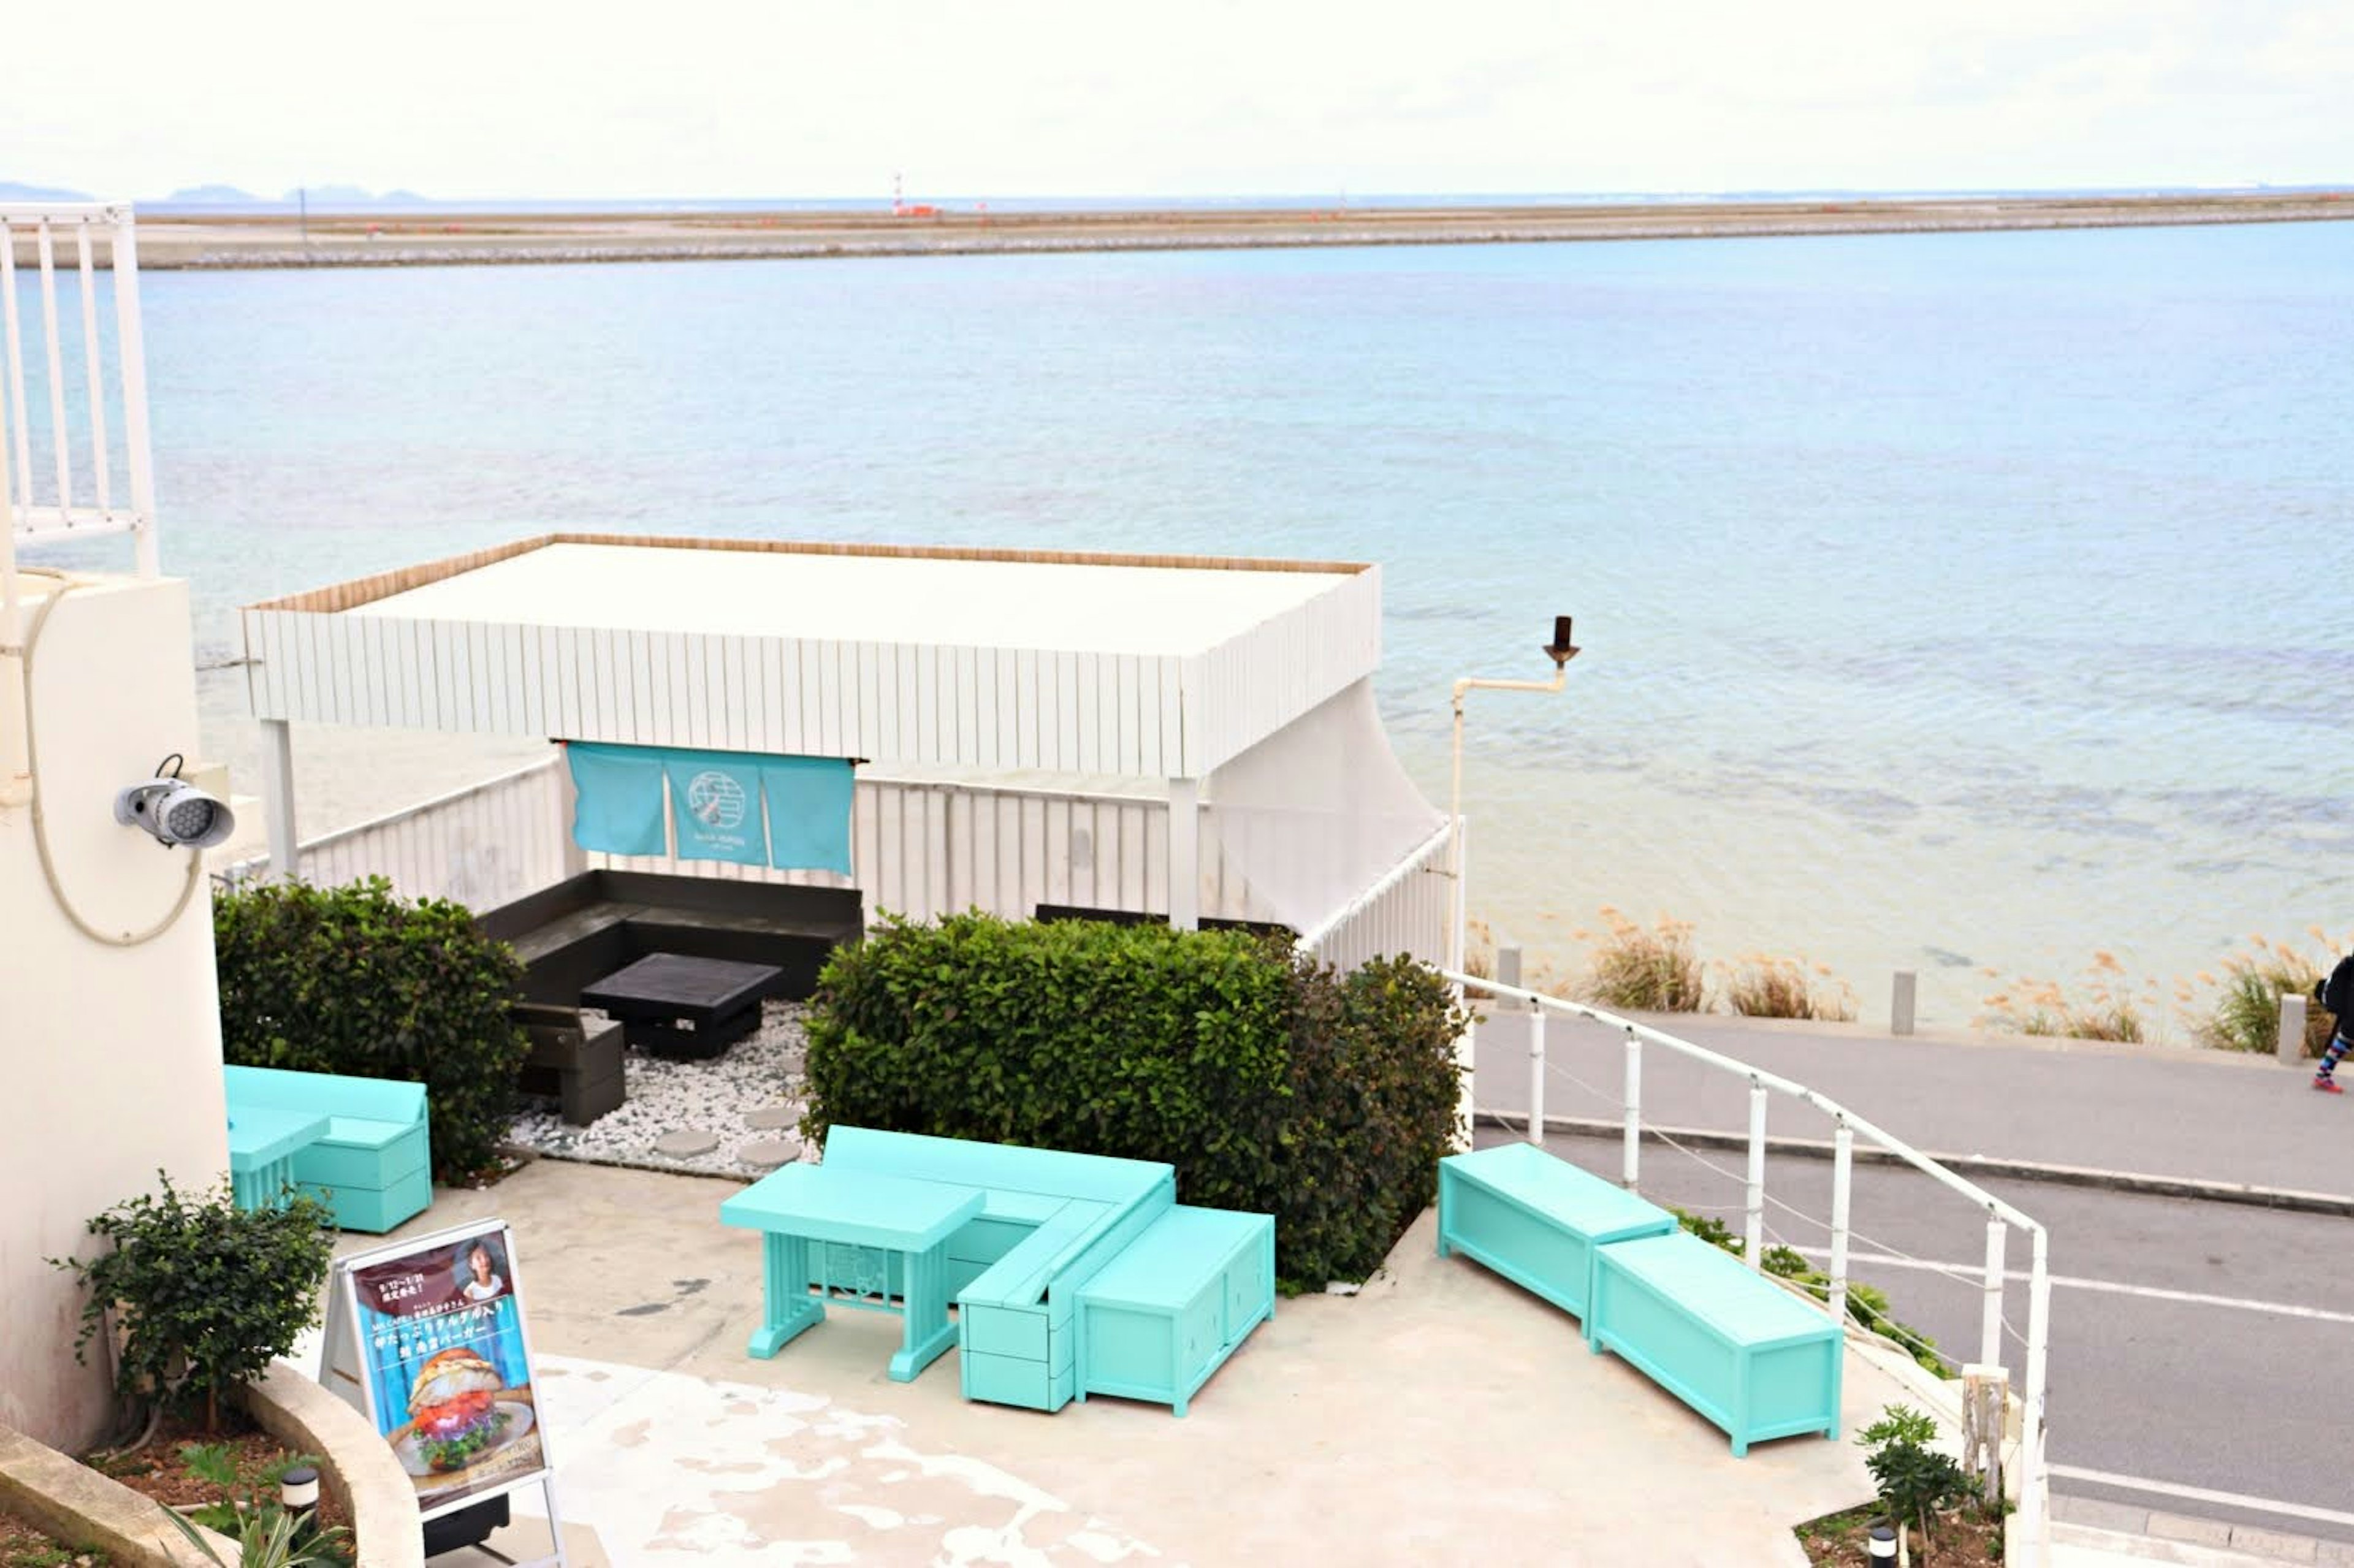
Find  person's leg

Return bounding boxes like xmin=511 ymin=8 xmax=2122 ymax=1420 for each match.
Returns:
xmin=2315 ymin=1029 xmax=2352 ymax=1090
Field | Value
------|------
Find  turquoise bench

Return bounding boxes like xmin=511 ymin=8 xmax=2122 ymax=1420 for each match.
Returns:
xmin=1436 ymin=1143 xmax=1677 ymax=1322
xmin=1077 ymin=1204 xmax=1274 ymax=1417
xmin=1588 ymin=1231 xmax=1843 ymax=1456
xmin=794 ymin=1128 xmax=1275 ymax=1416
xmin=221 ymin=1066 xmax=432 ymax=1234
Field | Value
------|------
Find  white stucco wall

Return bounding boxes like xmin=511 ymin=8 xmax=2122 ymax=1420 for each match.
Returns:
xmin=0 ymin=572 xmax=230 ymax=1450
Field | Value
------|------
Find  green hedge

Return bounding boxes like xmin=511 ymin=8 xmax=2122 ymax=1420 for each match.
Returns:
xmin=801 ymin=913 xmax=1466 ymax=1290
xmin=215 ymin=877 xmax=528 ymax=1183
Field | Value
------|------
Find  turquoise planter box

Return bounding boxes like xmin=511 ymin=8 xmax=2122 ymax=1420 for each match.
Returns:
xmin=1076 ymin=1205 xmax=1273 ymax=1417
xmin=222 ymin=1066 xmax=432 ymax=1234
xmin=1588 ymin=1231 xmax=1843 ymax=1456
xmin=1436 ymin=1143 xmax=1676 ymax=1322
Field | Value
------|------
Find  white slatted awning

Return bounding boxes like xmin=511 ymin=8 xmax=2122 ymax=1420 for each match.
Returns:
xmin=240 ymin=533 xmax=1382 ymax=779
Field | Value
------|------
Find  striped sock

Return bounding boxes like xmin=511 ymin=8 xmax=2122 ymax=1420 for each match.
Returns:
xmin=2321 ymin=1034 xmax=2352 ymax=1080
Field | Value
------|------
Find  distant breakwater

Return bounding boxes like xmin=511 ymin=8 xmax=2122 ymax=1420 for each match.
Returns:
xmin=132 ymin=202 xmax=2354 ymax=270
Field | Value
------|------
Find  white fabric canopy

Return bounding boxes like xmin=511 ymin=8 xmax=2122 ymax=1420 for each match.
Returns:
xmin=1204 ymin=679 xmax=1441 ymax=937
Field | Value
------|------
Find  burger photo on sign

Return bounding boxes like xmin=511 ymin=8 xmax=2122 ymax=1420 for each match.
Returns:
xmin=403 ymin=1348 xmax=524 ymax=1475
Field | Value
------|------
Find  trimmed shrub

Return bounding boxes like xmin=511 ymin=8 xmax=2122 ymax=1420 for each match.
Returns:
xmin=215 ymin=877 xmax=528 ymax=1182
xmin=801 ymin=913 xmax=1466 ymax=1290
xmin=53 ymin=1171 xmax=333 ymax=1431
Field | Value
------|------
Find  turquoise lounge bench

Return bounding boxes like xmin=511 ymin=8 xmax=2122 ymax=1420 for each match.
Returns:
xmin=801 ymin=1128 xmax=1274 ymax=1416
xmin=1588 ymin=1230 xmax=1843 ymax=1456
xmin=221 ymin=1066 xmax=432 ymax=1233
xmin=1436 ymin=1142 xmax=1677 ymax=1322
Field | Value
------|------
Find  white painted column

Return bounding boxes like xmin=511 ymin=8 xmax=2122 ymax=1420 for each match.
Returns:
xmin=1525 ymin=1008 xmax=1547 ymax=1146
xmin=1621 ymin=1027 xmax=1642 ymax=1189
xmin=1827 ymin=1119 xmax=1853 ymax=1327
xmin=1980 ymin=1212 xmax=2008 ymax=1371
xmin=261 ymin=718 xmax=299 ymax=881
xmin=1744 ymin=1080 xmax=1768 ymax=1269
xmin=1166 ymin=777 xmax=1198 ymax=930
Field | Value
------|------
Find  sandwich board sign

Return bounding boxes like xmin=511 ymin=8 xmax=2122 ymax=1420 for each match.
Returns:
xmin=320 ymin=1219 xmax=568 ymax=1564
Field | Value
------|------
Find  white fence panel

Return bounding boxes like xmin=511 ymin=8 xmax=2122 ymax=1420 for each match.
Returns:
xmin=2 ymin=204 xmax=156 ymax=568
xmin=217 ymin=756 xmax=571 ymax=910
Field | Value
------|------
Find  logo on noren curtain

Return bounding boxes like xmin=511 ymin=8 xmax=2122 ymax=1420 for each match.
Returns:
xmin=685 ymin=770 xmax=747 ymax=831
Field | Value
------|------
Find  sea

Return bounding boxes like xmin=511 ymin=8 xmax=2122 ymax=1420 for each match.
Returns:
xmin=18 ymin=217 xmax=2354 ymax=1029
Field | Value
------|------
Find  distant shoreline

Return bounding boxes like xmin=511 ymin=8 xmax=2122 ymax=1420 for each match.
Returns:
xmin=47 ymin=191 xmax=2354 ymax=270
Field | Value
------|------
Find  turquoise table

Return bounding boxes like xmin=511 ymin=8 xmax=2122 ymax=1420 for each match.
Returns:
xmin=226 ymin=1106 xmax=329 ymax=1212
xmin=721 ymin=1165 xmax=985 ymax=1381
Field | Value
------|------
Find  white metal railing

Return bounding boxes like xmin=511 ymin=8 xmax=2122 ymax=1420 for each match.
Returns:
xmin=1 ymin=204 xmax=157 ymax=573
xmin=1295 ymin=816 xmax=1453 ymax=970
xmin=1445 ymin=970 xmax=2052 ymax=1562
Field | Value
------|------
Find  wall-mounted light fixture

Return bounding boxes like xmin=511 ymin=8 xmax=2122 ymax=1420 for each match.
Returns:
xmin=113 ymin=753 xmax=235 ymax=851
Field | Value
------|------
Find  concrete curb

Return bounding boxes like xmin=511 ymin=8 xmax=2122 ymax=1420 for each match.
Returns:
xmin=1475 ymin=1110 xmax=2354 ymax=1218
xmin=245 ymin=1358 xmax=425 ymax=1568
xmin=0 ymin=1419 xmax=234 ymax=1566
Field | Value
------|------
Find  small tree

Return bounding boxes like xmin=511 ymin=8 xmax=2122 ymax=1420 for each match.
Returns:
xmin=1857 ymin=1404 xmax=1970 ymax=1558
xmin=53 ymin=1171 xmax=334 ymax=1431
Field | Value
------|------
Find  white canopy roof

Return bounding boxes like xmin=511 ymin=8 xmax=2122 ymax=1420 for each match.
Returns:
xmin=242 ymin=533 xmax=1382 ymax=778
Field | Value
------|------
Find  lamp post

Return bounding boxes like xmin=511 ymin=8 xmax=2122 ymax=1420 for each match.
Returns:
xmin=1449 ymin=615 xmax=1579 ymax=973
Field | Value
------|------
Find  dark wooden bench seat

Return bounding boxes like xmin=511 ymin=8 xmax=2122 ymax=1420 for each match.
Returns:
xmin=478 ymin=870 xmax=863 ymax=1012
xmin=512 ymin=1002 xmax=627 ymax=1125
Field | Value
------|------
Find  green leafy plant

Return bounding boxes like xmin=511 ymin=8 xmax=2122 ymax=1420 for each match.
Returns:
xmin=168 ymin=1444 xmax=352 ymax=1568
xmin=1575 ymin=908 xmax=1705 ymax=1013
xmin=1857 ymin=1404 xmax=1971 ymax=1557
xmin=162 ymin=1501 xmax=347 ymax=1568
xmin=801 ymin=913 xmax=1466 ymax=1290
xmin=214 ymin=876 xmax=529 ymax=1181
xmin=51 ymin=1173 xmax=332 ymax=1431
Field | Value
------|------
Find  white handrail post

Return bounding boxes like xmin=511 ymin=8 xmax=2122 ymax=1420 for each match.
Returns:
xmin=1621 ymin=1026 xmax=1641 ymax=1188
xmin=1980 ymin=1211 xmax=2006 ymax=1372
xmin=1526 ymin=1007 xmax=1546 ymax=1146
xmin=74 ymin=218 xmax=111 ymax=519
xmin=2 ymin=215 xmax=31 ymax=517
xmin=2020 ymin=1227 xmax=2052 ymax=1564
xmin=35 ymin=221 xmax=70 ymax=523
xmin=1744 ymin=1078 xmax=1767 ymax=1269
xmin=110 ymin=208 xmax=159 ymax=576
xmin=1827 ymin=1119 xmax=1853 ymax=1327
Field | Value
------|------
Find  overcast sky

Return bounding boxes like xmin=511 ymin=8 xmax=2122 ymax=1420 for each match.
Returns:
xmin=8 ymin=1 xmax=2350 ymax=200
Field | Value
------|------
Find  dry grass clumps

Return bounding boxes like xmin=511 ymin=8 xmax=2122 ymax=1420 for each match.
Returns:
xmin=2192 ymin=927 xmax=2344 ymax=1057
xmin=1720 ymin=954 xmax=1858 ymax=1022
xmin=1978 ymin=950 xmax=2150 ymax=1043
xmin=1574 ymin=908 xmax=1707 ymax=1013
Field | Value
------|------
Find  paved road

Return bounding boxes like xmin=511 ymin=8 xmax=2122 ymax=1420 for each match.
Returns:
xmin=1469 ymin=1008 xmax=2348 ymax=1197
xmin=1464 ymin=1011 xmax=2354 ymax=1548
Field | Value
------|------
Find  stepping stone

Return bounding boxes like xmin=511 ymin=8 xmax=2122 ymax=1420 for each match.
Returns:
xmin=653 ymin=1130 xmax=718 ymax=1159
xmin=744 ymin=1105 xmax=801 ymax=1132
xmin=738 ymin=1137 xmax=799 ymax=1170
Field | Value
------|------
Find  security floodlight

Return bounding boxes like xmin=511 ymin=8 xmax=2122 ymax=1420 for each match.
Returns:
xmin=114 ymin=755 xmax=234 ymax=851
xmin=1542 ymin=615 xmax=1580 ymax=669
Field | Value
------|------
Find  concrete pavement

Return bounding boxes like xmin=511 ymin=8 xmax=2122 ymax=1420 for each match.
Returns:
xmin=322 ymin=1158 xmax=1922 ymax=1567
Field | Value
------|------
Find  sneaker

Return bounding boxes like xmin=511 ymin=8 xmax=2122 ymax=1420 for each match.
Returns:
xmin=2315 ymin=1076 xmax=2344 ymax=1094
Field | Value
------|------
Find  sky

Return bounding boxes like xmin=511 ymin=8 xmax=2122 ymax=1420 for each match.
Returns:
xmin=6 ymin=0 xmax=2351 ymax=200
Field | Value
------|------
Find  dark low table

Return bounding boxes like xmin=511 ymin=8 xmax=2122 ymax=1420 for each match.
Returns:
xmin=580 ymin=953 xmax=783 ymax=1060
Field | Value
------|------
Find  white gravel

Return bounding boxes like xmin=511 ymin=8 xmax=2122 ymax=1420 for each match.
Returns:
xmin=505 ymin=1000 xmax=822 ymax=1181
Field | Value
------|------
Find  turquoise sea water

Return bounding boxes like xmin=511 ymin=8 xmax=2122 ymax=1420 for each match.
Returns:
xmin=26 ymin=220 xmax=2354 ymax=1026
